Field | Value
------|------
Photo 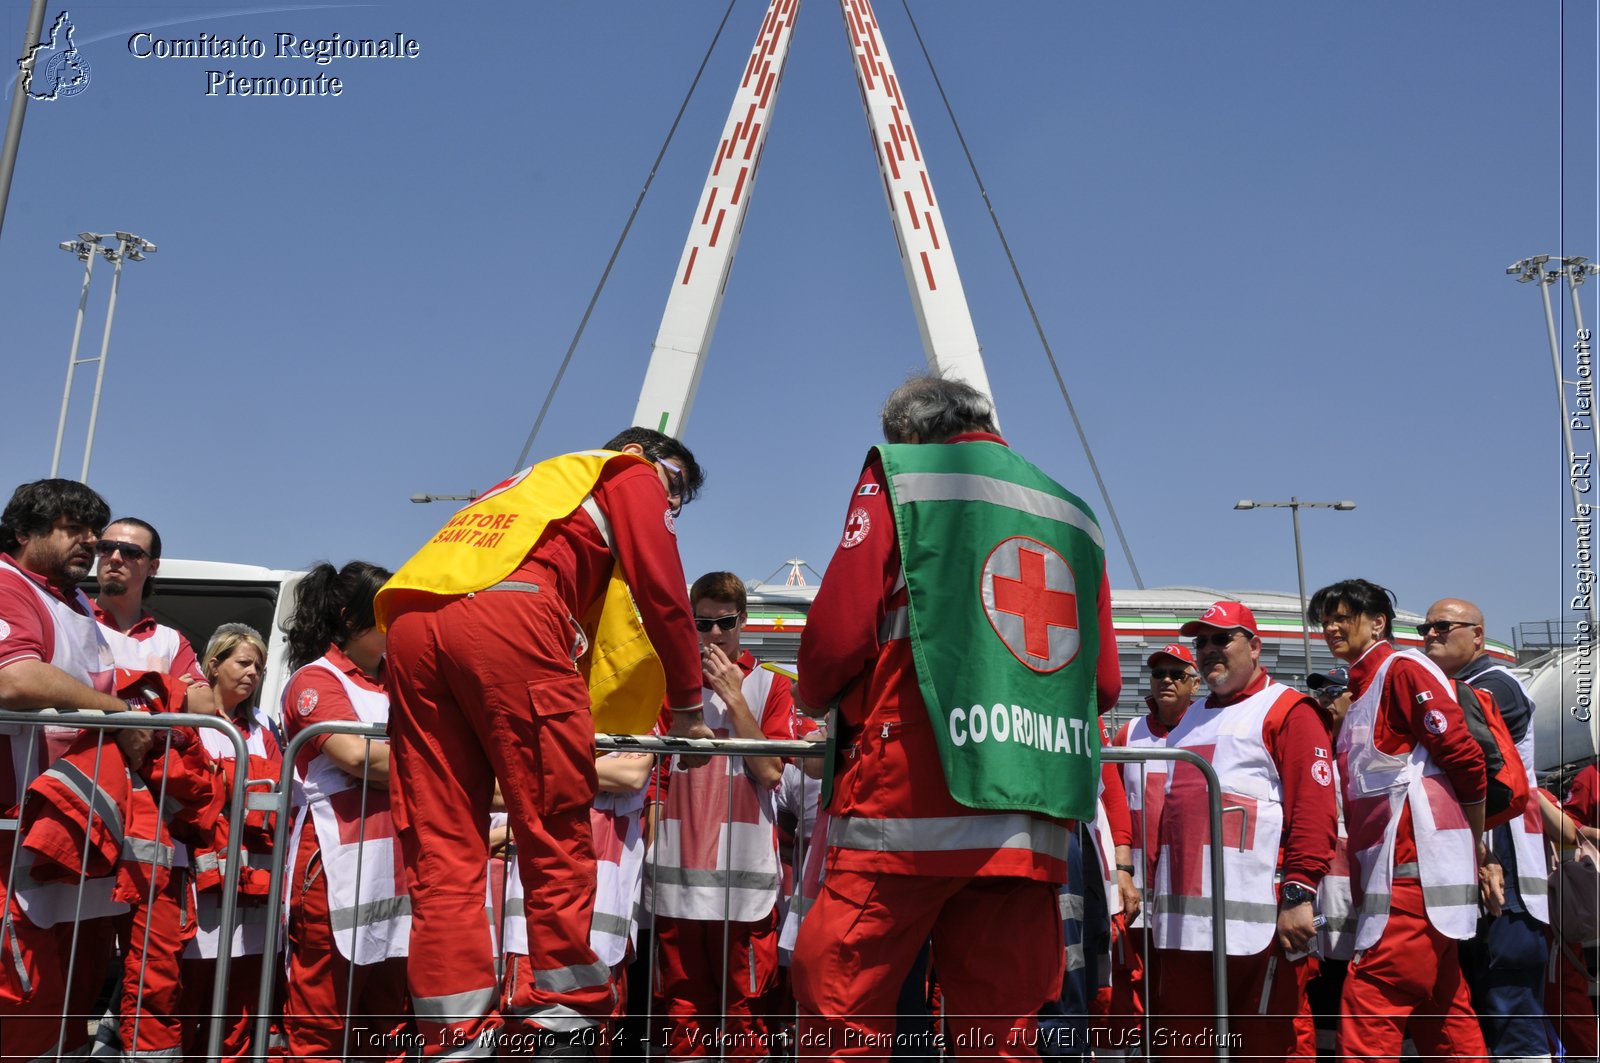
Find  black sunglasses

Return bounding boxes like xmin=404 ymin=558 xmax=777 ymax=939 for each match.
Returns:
xmin=1191 ymin=630 xmax=1246 ymax=650
xmin=1416 ymin=620 xmax=1475 ymax=638
xmin=94 ymin=540 xmax=149 ymax=562
xmin=1151 ymin=667 xmax=1193 ymax=682
xmin=694 ymin=613 xmax=740 ymax=633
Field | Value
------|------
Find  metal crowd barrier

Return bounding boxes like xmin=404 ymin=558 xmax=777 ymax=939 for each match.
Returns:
xmin=0 ymin=708 xmax=251 ymax=1063
xmin=1102 ymin=745 xmax=1232 ymax=1062
xmin=5 ymin=716 xmax=1235 ymax=1062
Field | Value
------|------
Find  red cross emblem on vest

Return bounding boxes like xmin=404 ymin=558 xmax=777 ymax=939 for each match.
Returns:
xmin=980 ymin=536 xmax=1079 ymax=672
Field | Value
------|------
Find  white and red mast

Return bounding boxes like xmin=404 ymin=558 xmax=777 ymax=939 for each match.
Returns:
xmin=633 ymin=0 xmax=994 ymax=436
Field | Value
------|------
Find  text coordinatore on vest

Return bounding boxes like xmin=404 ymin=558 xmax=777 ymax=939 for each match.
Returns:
xmin=127 ymin=31 xmax=422 ymax=96
xmin=948 ymin=702 xmax=1093 ymax=757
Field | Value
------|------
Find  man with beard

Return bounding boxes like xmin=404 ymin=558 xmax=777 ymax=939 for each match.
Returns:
xmin=0 ymin=479 xmax=144 ymax=1058
xmin=1149 ymin=602 xmax=1337 ymax=1060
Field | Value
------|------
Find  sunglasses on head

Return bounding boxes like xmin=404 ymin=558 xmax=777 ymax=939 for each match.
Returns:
xmin=1191 ymin=630 xmax=1246 ymax=650
xmin=694 ymin=613 xmax=740 ymax=633
xmin=94 ymin=540 xmax=149 ymax=562
xmin=1150 ymin=667 xmax=1193 ymax=682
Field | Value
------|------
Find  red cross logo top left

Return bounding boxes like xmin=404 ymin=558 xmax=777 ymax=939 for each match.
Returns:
xmin=981 ymin=536 xmax=1079 ymax=672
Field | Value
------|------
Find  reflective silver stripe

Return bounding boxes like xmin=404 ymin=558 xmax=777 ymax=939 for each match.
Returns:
xmin=1153 ymin=894 xmax=1280 ymax=924
xmin=748 ymin=941 xmax=758 ymax=996
xmin=4 ymin=920 xmax=31 ymax=997
xmin=1393 ymin=862 xmax=1420 ymax=878
xmin=580 ymin=497 xmax=612 ymax=549
xmin=44 ymin=760 xmax=125 ymax=844
xmin=243 ymin=850 xmax=275 ymax=870
xmin=329 ymin=893 xmax=411 ymax=932
xmin=591 ymin=911 xmax=631 ymax=938
xmin=126 ymin=1047 xmax=184 ymax=1059
xmin=1065 ymin=942 xmax=1085 ymax=972
xmin=1422 ymin=884 xmax=1480 ymax=908
xmin=1518 ymin=874 xmax=1550 ymax=897
xmin=828 ymin=813 xmax=1070 ymax=861
xmin=532 ymin=959 xmax=610 ymax=994
xmin=483 ymin=581 xmax=542 ymax=594
xmin=193 ymin=852 xmax=220 ymax=873
xmin=878 ymin=607 xmax=909 ymax=642
xmin=647 ymin=866 xmax=780 ymax=892
xmin=1059 ymin=891 xmax=1085 ymax=921
xmin=888 ymin=472 xmax=1106 ymax=550
xmin=122 ymin=836 xmax=174 ymax=868
xmin=513 ymin=1003 xmax=597 ymax=1033
xmin=414 ymin=984 xmax=497 ymax=1022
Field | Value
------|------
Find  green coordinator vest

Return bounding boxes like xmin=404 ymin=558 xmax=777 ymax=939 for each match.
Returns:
xmin=876 ymin=441 xmax=1105 ymax=820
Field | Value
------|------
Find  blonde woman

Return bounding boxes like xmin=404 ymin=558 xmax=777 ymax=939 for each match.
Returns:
xmin=177 ymin=623 xmax=282 ymax=1063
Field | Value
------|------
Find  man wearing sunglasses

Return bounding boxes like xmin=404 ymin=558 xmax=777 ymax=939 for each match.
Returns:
xmin=378 ymin=427 xmax=709 ymax=1058
xmin=1307 ymin=578 xmax=1489 ymax=1062
xmin=1422 ymin=598 xmax=1549 ymax=1063
xmin=652 ymin=571 xmax=801 ymax=1061
xmin=789 ymin=374 xmax=1122 ymax=1055
xmin=1148 ymin=601 xmax=1337 ymax=1060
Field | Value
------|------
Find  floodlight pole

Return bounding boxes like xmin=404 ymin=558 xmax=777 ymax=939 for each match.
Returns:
xmin=50 ymin=237 xmax=99 ymax=477
xmin=78 ymin=232 xmax=155 ymax=483
xmin=1234 ymin=498 xmax=1357 ymax=679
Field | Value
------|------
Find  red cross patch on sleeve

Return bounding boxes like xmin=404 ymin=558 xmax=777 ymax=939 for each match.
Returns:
xmin=841 ymin=507 xmax=871 ymax=549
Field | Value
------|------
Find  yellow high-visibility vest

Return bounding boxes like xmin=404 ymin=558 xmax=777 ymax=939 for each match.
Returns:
xmin=375 ymin=450 xmax=666 ymax=734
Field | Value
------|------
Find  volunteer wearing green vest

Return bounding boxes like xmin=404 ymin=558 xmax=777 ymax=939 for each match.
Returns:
xmin=789 ymin=374 xmax=1121 ymax=1057
xmin=378 ymin=428 xmax=710 ymax=1059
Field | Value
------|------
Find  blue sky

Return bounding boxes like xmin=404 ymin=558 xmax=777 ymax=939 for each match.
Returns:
xmin=1 ymin=0 xmax=1595 ymax=645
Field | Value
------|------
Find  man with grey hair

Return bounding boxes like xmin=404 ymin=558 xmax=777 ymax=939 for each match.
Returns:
xmin=791 ymin=373 xmax=1121 ymax=1055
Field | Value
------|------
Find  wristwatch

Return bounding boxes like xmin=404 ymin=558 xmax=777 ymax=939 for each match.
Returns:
xmin=1280 ymin=882 xmax=1316 ymax=907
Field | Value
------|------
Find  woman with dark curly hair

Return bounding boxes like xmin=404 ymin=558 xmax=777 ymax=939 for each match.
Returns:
xmin=278 ymin=560 xmax=414 ymax=1059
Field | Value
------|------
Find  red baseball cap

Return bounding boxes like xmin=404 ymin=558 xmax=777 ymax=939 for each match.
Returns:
xmin=1179 ymin=601 xmax=1259 ymax=637
xmin=1145 ymin=643 xmax=1196 ymax=668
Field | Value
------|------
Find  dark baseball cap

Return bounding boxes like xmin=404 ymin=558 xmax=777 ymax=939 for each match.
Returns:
xmin=1307 ymin=666 xmax=1349 ymax=693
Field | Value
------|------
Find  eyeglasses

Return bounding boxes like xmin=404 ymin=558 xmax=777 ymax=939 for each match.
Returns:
xmin=1190 ymin=630 xmax=1246 ymax=650
xmin=694 ymin=613 xmax=740 ymax=633
xmin=1150 ymin=668 xmax=1194 ymax=682
xmin=1416 ymin=620 xmax=1475 ymax=638
xmin=656 ymin=458 xmax=686 ymax=516
xmin=94 ymin=540 xmax=149 ymax=562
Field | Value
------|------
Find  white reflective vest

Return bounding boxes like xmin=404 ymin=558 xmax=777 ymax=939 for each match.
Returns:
xmin=1316 ymin=764 xmax=1357 ymax=962
xmin=1337 ymin=649 xmax=1478 ymax=950
xmin=0 ymin=558 xmax=115 ymax=800
xmin=285 ymin=658 xmax=409 ymax=964
xmin=98 ymin=622 xmax=183 ymax=678
xmin=649 ymin=667 xmax=781 ymax=922
xmin=185 ymin=708 xmax=279 ymax=959
xmin=1470 ymin=664 xmax=1550 ymax=923
xmin=1153 ymin=682 xmax=1298 ymax=956
xmin=589 ymin=781 xmax=646 ymax=966
xmin=1114 ymin=715 xmax=1173 ymax=930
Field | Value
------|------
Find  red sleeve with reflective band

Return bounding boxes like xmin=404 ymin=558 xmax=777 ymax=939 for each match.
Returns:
xmin=284 ymin=667 xmax=361 ymax=775
xmin=798 ymin=459 xmax=897 ymax=709
xmin=169 ymin=633 xmax=207 ymax=687
xmin=0 ymin=570 xmax=53 ymax=669
xmin=1093 ymin=564 xmax=1121 ymax=712
xmin=1381 ymin=656 xmax=1487 ymax=806
xmin=1264 ymin=694 xmax=1338 ymax=889
xmin=592 ymin=464 xmax=702 ymax=710
xmin=1100 ymin=757 xmax=1132 ymax=847
xmin=760 ymin=672 xmax=798 ymax=741
xmin=1566 ymin=765 xmax=1600 ymax=828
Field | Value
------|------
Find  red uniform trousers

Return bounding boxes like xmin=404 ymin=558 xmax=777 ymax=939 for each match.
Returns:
xmin=1337 ymin=878 xmax=1488 ymax=1063
xmin=791 ymin=868 xmax=1062 ymax=1061
xmin=177 ymin=949 xmax=265 ymax=1063
xmin=1093 ymin=918 xmax=1148 ymax=1044
xmin=283 ymin=828 xmax=412 ymax=1061
xmin=388 ymin=587 xmax=611 ymax=1053
xmin=116 ymin=869 xmax=191 ymax=1058
xmin=1151 ymin=945 xmax=1305 ymax=1061
xmin=1292 ymin=956 xmax=1319 ymax=1060
xmin=1548 ymin=939 xmax=1597 ymax=1059
xmin=653 ymin=909 xmax=779 ymax=1062
xmin=0 ymin=913 xmax=117 ymax=1060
